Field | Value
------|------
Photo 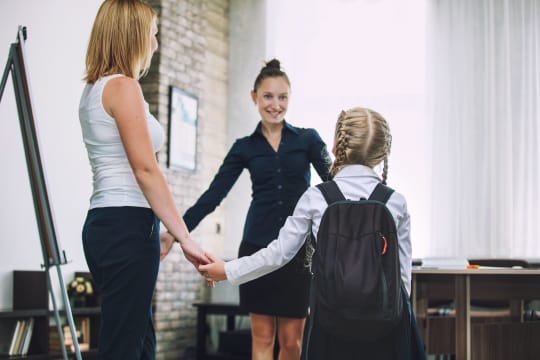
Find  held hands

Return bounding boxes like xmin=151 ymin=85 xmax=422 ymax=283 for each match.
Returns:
xmin=178 ymin=237 xmax=216 ymax=288
xmin=198 ymin=252 xmax=227 ymax=282
xmin=161 ymin=231 xmax=216 ymax=287
xmin=160 ymin=232 xmax=227 ymax=284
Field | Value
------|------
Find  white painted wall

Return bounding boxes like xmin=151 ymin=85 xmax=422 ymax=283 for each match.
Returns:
xmin=0 ymin=0 xmax=103 ymax=309
xmin=265 ymin=0 xmax=430 ymax=258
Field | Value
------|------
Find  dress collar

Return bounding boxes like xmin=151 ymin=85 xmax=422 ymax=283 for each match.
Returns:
xmin=252 ymin=120 xmax=298 ymax=137
xmin=333 ymin=164 xmax=381 ymax=180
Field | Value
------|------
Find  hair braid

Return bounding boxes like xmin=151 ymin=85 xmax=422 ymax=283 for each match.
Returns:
xmin=381 ymin=158 xmax=388 ymax=185
xmin=329 ymin=111 xmax=348 ymax=178
xmin=329 ymin=107 xmax=392 ymax=182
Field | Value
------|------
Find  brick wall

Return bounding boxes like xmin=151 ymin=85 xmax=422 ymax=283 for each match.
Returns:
xmin=140 ymin=0 xmax=230 ymax=358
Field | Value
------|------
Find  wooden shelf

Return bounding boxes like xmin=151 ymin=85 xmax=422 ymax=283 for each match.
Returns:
xmin=0 ymin=309 xmax=48 ymax=319
xmin=0 ymin=271 xmax=101 ymax=359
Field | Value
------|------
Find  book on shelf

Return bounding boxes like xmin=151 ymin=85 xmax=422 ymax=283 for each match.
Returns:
xmin=7 ymin=317 xmax=34 ymax=356
xmin=49 ymin=325 xmax=62 ymax=353
xmin=55 ymin=317 xmax=90 ymax=353
xmin=11 ymin=319 xmax=25 ymax=355
xmin=71 ymin=317 xmax=91 ymax=352
xmin=80 ymin=317 xmax=90 ymax=347
xmin=8 ymin=320 xmax=22 ymax=355
xmin=20 ymin=317 xmax=34 ymax=355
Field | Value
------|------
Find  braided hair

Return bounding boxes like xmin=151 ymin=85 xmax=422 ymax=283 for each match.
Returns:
xmin=253 ymin=58 xmax=291 ymax=92
xmin=329 ymin=107 xmax=392 ymax=184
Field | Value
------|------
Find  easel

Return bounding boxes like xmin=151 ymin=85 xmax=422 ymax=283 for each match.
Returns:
xmin=0 ymin=26 xmax=82 ymax=360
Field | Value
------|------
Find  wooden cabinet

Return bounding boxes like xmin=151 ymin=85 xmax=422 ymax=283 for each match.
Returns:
xmin=412 ymin=268 xmax=540 ymax=360
xmin=0 ymin=270 xmax=100 ymax=359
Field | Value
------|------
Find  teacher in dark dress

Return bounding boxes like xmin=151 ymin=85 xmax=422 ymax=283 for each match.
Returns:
xmin=184 ymin=59 xmax=331 ymax=359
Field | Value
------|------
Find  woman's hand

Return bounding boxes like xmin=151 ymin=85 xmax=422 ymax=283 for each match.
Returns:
xmin=178 ymin=239 xmax=215 ymax=287
xmin=179 ymin=238 xmax=208 ymax=267
xmin=160 ymin=231 xmax=175 ymax=261
xmin=198 ymin=252 xmax=227 ymax=282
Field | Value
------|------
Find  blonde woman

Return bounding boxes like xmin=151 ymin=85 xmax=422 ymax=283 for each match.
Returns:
xmin=79 ymin=1 xmax=209 ymax=358
xmin=200 ymin=108 xmax=425 ymax=359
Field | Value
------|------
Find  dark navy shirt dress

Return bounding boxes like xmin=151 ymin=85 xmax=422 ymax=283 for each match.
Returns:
xmin=184 ymin=121 xmax=331 ymax=317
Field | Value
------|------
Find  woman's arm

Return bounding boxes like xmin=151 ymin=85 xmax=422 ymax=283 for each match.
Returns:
xmin=183 ymin=141 xmax=245 ymax=231
xmin=308 ymin=129 xmax=332 ymax=181
xmin=103 ymin=76 xmax=208 ymax=267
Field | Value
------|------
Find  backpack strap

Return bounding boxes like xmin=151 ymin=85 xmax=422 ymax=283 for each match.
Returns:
xmin=368 ymin=183 xmax=395 ymax=204
xmin=316 ymin=180 xmax=346 ymax=204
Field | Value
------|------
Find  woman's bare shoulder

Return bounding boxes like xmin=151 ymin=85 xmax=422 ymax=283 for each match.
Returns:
xmin=105 ymin=75 xmax=140 ymax=94
xmin=103 ymin=76 xmax=143 ymax=115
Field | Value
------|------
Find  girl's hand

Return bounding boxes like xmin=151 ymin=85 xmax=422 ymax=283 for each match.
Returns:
xmin=198 ymin=252 xmax=227 ymax=282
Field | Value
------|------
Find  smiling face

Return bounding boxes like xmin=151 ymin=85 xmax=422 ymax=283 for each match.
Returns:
xmin=251 ymin=76 xmax=290 ymax=126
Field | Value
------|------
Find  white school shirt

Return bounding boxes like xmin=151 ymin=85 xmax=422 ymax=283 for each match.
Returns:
xmin=224 ymin=164 xmax=413 ymax=295
xmin=79 ymin=74 xmax=165 ymax=209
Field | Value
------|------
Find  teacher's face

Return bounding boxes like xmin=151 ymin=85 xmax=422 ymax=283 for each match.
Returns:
xmin=251 ymin=76 xmax=290 ymax=126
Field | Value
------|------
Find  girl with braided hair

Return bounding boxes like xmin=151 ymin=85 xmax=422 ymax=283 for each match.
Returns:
xmin=200 ymin=107 xmax=422 ymax=359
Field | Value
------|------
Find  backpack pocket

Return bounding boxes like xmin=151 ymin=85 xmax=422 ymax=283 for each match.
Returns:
xmin=331 ymin=231 xmax=388 ymax=313
xmin=316 ymin=231 xmax=398 ymax=340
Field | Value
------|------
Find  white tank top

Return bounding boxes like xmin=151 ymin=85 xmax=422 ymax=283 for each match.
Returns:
xmin=79 ymin=74 xmax=165 ymax=209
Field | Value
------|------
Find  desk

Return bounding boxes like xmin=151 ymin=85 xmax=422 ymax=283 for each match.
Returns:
xmin=412 ymin=268 xmax=540 ymax=360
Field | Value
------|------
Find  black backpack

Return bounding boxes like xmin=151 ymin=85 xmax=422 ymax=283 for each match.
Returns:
xmin=312 ymin=180 xmax=403 ymax=341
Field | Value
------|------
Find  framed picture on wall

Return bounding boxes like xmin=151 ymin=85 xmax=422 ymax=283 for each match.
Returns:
xmin=168 ymin=87 xmax=198 ymax=171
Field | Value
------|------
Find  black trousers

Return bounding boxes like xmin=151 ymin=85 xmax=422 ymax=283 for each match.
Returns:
xmin=83 ymin=206 xmax=160 ymax=360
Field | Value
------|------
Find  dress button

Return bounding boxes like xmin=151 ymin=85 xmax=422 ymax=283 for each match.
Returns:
xmin=278 ymin=201 xmax=283 ymax=205
xmin=277 ymin=185 xmax=282 ymax=190
xmin=277 ymin=168 xmax=281 ymax=173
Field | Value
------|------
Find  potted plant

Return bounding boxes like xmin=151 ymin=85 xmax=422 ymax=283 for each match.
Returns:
xmin=67 ymin=276 xmax=94 ymax=307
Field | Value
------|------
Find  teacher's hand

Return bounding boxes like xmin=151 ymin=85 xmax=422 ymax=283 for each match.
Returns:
xmin=159 ymin=231 xmax=175 ymax=261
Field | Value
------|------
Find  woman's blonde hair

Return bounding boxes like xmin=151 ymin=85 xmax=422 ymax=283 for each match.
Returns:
xmin=329 ymin=107 xmax=392 ymax=183
xmin=84 ymin=0 xmax=157 ymax=83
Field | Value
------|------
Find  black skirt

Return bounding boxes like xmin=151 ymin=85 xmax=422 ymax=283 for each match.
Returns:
xmin=301 ymin=286 xmax=426 ymax=360
xmin=238 ymin=241 xmax=312 ymax=318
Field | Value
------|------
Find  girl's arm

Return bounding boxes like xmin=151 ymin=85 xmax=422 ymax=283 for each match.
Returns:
xmin=386 ymin=191 xmax=412 ymax=295
xmin=396 ymin=198 xmax=412 ymax=295
xmin=200 ymin=187 xmax=320 ymax=284
xmin=103 ymin=76 xmax=208 ymax=268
